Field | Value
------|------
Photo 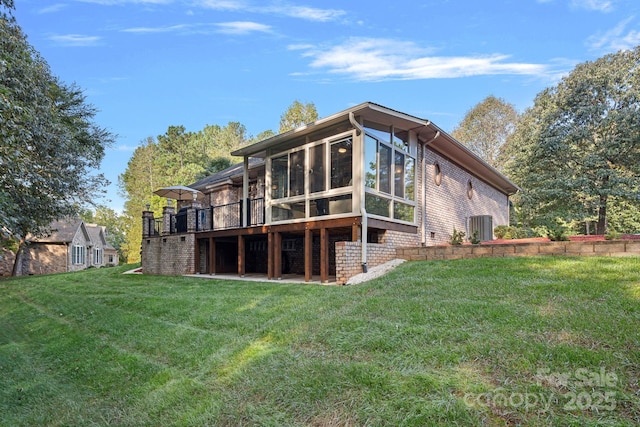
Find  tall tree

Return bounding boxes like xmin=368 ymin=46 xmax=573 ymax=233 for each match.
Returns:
xmin=279 ymin=100 xmax=318 ymax=133
xmin=1 ymin=2 xmax=113 ymax=274
xmin=504 ymin=47 xmax=640 ymax=234
xmin=451 ymin=95 xmax=518 ymax=170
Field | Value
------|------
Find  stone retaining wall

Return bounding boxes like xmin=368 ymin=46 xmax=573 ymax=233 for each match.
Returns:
xmin=397 ymin=240 xmax=640 ymax=261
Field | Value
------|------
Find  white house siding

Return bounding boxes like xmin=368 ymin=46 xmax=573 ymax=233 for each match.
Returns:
xmin=424 ymin=148 xmax=509 ymax=246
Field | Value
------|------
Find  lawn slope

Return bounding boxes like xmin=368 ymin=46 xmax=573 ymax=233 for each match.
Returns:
xmin=1 ymin=257 xmax=639 ymax=426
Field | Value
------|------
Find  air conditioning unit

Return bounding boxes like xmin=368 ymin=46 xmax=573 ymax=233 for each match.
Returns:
xmin=469 ymin=215 xmax=493 ymax=242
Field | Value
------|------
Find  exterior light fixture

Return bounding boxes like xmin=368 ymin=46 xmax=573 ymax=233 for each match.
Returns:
xmin=338 ymin=147 xmax=347 ymax=154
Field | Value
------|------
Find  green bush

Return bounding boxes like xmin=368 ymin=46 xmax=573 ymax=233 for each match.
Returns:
xmin=449 ymin=228 xmax=465 ymax=245
xmin=469 ymin=230 xmax=481 ymax=245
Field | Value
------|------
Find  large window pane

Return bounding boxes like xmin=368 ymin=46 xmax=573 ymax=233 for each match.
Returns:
xmin=331 ymin=138 xmax=352 ymax=189
xmin=379 ymin=144 xmax=391 ymax=194
xmin=405 ymin=157 xmax=415 ymax=201
xmin=394 ymin=151 xmax=404 ymax=198
xmin=364 ymin=136 xmax=377 ymax=189
xmin=364 ymin=121 xmax=391 ymax=143
xmin=394 ymin=202 xmax=414 ymax=222
xmin=309 ymin=143 xmax=325 ymax=193
xmin=365 ymin=194 xmax=390 ymax=217
xmin=393 ymin=128 xmax=409 ymax=150
xmin=271 ymin=155 xmax=288 ymax=199
xmin=289 ymin=150 xmax=305 ymax=197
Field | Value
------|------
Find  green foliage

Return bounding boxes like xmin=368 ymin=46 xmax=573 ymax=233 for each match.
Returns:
xmin=449 ymin=228 xmax=465 ymax=245
xmin=504 ymin=47 xmax=640 ymax=234
xmin=604 ymin=228 xmax=621 ymax=240
xmin=1 ymin=257 xmax=639 ymax=425
xmin=546 ymin=224 xmax=569 ymax=241
xmin=494 ymin=225 xmax=535 ymax=239
xmin=451 ymin=95 xmax=519 ymax=171
xmin=279 ymin=100 xmax=318 ymax=133
xmin=0 ymin=7 xmax=113 ymax=274
xmin=469 ymin=230 xmax=481 ymax=244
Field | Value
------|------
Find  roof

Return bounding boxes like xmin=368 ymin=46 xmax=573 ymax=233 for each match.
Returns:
xmin=29 ymin=218 xmax=116 ymax=249
xmin=190 ymin=157 xmax=264 ymax=191
xmin=30 ymin=218 xmax=86 ymax=243
xmin=230 ymin=101 xmax=518 ymax=196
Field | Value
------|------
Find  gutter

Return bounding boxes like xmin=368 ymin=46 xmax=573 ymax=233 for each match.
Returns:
xmin=419 ymin=127 xmax=440 ymax=246
xmin=349 ymin=112 xmax=368 ymax=273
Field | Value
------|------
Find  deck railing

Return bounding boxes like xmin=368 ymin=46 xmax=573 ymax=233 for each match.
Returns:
xmin=165 ymin=197 xmax=265 ymax=234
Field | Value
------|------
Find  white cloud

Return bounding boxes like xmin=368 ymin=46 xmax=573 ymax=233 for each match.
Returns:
xmin=123 ymin=24 xmax=191 ymax=33
xmin=48 ymin=34 xmax=102 ymax=46
xmin=293 ymin=38 xmax=549 ymax=81
xmin=37 ymin=3 xmax=67 ymax=14
xmin=571 ymin=0 xmax=613 ymax=12
xmin=214 ymin=21 xmax=271 ymax=34
xmin=123 ymin=21 xmax=271 ymax=35
xmin=263 ymin=5 xmax=346 ymax=22
xmin=588 ymin=17 xmax=640 ymax=51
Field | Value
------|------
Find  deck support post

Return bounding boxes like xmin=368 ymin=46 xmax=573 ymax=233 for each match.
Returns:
xmin=320 ymin=227 xmax=329 ymax=283
xmin=237 ymin=235 xmax=245 ymax=277
xmin=304 ymin=228 xmax=312 ymax=282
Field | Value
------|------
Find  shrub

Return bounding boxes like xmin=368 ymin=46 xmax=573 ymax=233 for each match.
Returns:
xmin=469 ymin=230 xmax=481 ymax=245
xmin=449 ymin=228 xmax=465 ymax=245
xmin=605 ymin=229 xmax=621 ymax=240
xmin=547 ymin=225 xmax=569 ymax=241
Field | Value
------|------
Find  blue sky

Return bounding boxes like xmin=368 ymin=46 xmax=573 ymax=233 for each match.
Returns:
xmin=13 ymin=0 xmax=640 ymax=212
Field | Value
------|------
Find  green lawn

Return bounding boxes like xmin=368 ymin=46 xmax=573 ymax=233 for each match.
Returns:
xmin=1 ymin=257 xmax=639 ymax=426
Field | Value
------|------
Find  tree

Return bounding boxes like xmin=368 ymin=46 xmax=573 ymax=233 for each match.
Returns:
xmin=279 ymin=100 xmax=318 ymax=133
xmin=503 ymin=47 xmax=640 ymax=234
xmin=80 ymin=206 xmax=126 ymax=260
xmin=1 ymin=2 xmax=113 ymax=274
xmin=451 ymin=95 xmax=518 ymax=170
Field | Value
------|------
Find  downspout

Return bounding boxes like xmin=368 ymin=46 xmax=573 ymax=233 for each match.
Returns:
xmin=418 ymin=126 xmax=440 ymax=246
xmin=349 ymin=112 xmax=368 ymax=273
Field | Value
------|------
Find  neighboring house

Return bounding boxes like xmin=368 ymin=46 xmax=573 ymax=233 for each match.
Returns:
xmin=142 ymin=102 xmax=518 ymax=284
xmin=15 ymin=218 xmax=118 ymax=276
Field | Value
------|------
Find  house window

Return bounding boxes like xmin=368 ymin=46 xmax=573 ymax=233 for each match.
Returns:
xmin=330 ymin=138 xmax=352 ymax=189
xmin=72 ymin=245 xmax=85 ymax=265
xmin=364 ymin=136 xmax=377 ymax=190
xmin=289 ymin=149 xmax=305 ymax=197
xmin=364 ymin=125 xmax=416 ymax=222
xmin=94 ymin=248 xmax=103 ymax=265
xmin=108 ymin=254 xmax=115 ymax=264
xmin=434 ymin=162 xmax=442 ymax=186
xmin=309 ymin=143 xmax=325 ymax=193
xmin=271 ymin=155 xmax=288 ymax=199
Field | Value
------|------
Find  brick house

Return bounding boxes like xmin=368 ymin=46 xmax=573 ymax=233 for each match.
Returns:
xmin=142 ymin=102 xmax=518 ymax=284
xmin=12 ymin=218 xmax=118 ymax=276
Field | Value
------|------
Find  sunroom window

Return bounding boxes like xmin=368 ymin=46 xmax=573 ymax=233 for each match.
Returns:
xmin=330 ymin=138 xmax=352 ymax=189
xmin=364 ymin=124 xmax=416 ymax=222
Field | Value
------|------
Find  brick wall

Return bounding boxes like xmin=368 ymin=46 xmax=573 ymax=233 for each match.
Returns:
xmin=397 ymin=240 xmax=640 ymax=261
xmin=423 ymin=149 xmax=509 ymax=245
xmin=21 ymin=243 xmax=69 ymax=275
xmin=0 ymin=249 xmax=16 ymax=276
xmin=142 ymin=233 xmax=196 ymax=275
xmin=335 ymin=241 xmax=398 ymax=284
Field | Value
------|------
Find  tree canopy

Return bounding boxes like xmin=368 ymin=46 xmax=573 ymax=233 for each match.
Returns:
xmin=1 ymin=2 xmax=113 ymax=273
xmin=279 ymin=100 xmax=318 ymax=133
xmin=503 ymin=46 xmax=640 ymax=234
xmin=451 ymin=95 xmax=518 ymax=171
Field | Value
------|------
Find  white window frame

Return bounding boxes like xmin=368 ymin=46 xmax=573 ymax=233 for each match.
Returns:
xmin=72 ymin=245 xmax=86 ymax=265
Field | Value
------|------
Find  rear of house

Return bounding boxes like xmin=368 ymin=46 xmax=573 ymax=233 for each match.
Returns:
xmin=142 ymin=102 xmax=517 ymax=284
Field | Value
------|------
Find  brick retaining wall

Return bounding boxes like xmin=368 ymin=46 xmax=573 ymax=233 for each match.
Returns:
xmin=397 ymin=240 xmax=640 ymax=261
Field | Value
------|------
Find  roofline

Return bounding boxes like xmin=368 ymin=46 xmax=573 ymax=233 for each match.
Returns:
xmin=230 ymin=101 xmax=518 ymax=195
xmin=231 ymin=101 xmax=427 ymax=158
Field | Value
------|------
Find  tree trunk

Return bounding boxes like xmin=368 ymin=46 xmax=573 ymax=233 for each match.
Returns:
xmin=596 ymin=195 xmax=607 ymax=235
xmin=11 ymin=240 xmax=25 ymax=277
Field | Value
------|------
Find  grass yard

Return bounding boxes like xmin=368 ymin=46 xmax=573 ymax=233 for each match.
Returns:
xmin=1 ymin=257 xmax=639 ymax=426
